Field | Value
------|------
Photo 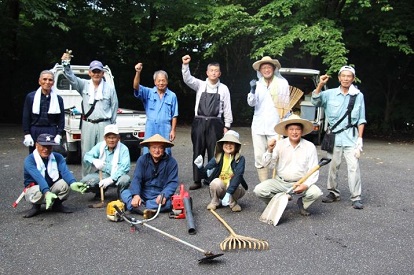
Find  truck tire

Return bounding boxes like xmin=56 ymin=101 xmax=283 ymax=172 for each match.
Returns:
xmin=63 ymin=135 xmax=81 ymax=164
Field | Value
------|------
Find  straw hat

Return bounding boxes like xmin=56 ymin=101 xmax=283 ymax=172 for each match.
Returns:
xmin=140 ymin=134 xmax=174 ymax=148
xmin=252 ymin=56 xmax=281 ymax=71
xmin=217 ymin=130 xmax=241 ymax=145
xmin=214 ymin=130 xmax=242 ymax=161
xmin=274 ymin=114 xmax=313 ymax=136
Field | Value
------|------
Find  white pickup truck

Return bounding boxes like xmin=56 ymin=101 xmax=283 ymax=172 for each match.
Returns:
xmin=50 ymin=64 xmax=146 ymax=163
xmin=279 ymin=68 xmax=327 ymax=144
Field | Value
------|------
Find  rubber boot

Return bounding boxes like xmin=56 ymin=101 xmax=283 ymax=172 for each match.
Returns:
xmin=257 ymin=168 xmax=269 ymax=183
xmin=52 ymin=199 xmax=73 ymax=213
xmin=24 ymin=204 xmax=41 ymax=218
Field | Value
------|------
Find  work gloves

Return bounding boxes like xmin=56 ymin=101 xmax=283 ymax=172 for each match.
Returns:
xmin=70 ymin=182 xmax=89 ymax=194
xmin=221 ymin=193 xmax=231 ymax=206
xmin=45 ymin=192 xmax=57 ymax=209
xmin=23 ymin=134 xmax=34 ymax=147
xmin=354 ymin=137 xmax=363 ymax=159
xmin=194 ymin=155 xmax=203 ymax=169
xmin=249 ymin=79 xmax=257 ymax=94
xmin=54 ymin=134 xmax=62 ymax=144
xmin=99 ymin=177 xmax=114 ymax=188
xmin=92 ymin=159 xmax=105 ymax=170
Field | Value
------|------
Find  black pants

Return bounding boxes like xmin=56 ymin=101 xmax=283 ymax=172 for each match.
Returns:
xmin=191 ymin=117 xmax=223 ymax=183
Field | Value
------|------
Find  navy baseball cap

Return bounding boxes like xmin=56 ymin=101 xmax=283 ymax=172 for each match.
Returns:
xmin=37 ymin=134 xmax=58 ymax=146
xmin=89 ymin=60 xmax=104 ymax=71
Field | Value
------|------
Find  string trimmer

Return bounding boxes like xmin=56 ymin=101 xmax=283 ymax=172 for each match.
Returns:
xmin=114 ymin=195 xmax=223 ymax=263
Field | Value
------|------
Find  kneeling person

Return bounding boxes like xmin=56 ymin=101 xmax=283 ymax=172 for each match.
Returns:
xmin=253 ymin=115 xmax=323 ymax=216
xmin=81 ymin=124 xmax=131 ymax=199
xmin=121 ymin=134 xmax=178 ymax=219
xmin=23 ymin=134 xmax=88 ymax=218
xmin=195 ymin=130 xmax=248 ymax=212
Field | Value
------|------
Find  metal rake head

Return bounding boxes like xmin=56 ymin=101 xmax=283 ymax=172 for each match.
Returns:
xmin=220 ymin=235 xmax=269 ymax=251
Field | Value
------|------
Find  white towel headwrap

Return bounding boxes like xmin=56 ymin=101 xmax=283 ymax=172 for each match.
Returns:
xmin=33 ymin=149 xmax=59 ymax=182
xmin=32 ymin=87 xmax=61 ymax=114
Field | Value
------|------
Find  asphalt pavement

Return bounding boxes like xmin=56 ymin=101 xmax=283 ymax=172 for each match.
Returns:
xmin=1 ymin=124 xmax=413 ymax=274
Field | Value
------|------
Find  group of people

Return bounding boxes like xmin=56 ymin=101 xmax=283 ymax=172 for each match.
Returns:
xmin=20 ymin=52 xmax=366 ymax=219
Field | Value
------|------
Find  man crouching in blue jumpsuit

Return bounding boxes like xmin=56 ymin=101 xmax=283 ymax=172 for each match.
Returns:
xmin=120 ymin=134 xmax=178 ymax=219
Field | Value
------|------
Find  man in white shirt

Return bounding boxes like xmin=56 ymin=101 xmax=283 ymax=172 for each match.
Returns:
xmin=253 ymin=114 xmax=323 ymax=216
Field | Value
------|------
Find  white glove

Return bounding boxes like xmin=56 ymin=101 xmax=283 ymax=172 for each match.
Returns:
xmin=92 ymin=159 xmax=105 ymax=170
xmin=54 ymin=134 xmax=62 ymax=144
xmin=354 ymin=137 xmax=363 ymax=159
xmin=194 ymin=155 xmax=203 ymax=169
xmin=249 ymin=79 xmax=257 ymax=94
xmin=99 ymin=177 xmax=114 ymax=188
xmin=221 ymin=193 xmax=231 ymax=206
xmin=23 ymin=134 xmax=34 ymax=147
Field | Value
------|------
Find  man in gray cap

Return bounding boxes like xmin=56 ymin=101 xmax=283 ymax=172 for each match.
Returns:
xmin=22 ymin=133 xmax=89 ymax=218
xmin=61 ymin=51 xmax=118 ymax=177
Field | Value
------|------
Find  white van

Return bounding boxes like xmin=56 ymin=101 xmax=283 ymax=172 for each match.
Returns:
xmin=279 ymin=68 xmax=327 ymax=144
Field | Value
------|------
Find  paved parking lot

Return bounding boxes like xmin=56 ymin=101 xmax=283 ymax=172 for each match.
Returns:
xmin=1 ymin=124 xmax=413 ymax=274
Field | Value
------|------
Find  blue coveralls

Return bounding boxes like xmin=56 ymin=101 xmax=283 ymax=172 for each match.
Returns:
xmin=134 ymin=86 xmax=178 ymax=155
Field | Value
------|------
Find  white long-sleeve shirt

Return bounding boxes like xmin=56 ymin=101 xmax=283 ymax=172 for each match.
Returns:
xmin=247 ymin=77 xmax=289 ymax=135
xmin=262 ymin=137 xmax=319 ymax=187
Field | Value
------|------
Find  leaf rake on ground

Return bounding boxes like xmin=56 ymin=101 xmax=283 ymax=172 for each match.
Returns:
xmin=210 ymin=209 xmax=269 ymax=251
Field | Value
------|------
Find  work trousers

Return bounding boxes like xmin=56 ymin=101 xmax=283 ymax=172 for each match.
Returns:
xmin=191 ymin=117 xmax=223 ymax=183
xmin=81 ymin=121 xmax=111 ymax=177
xmin=80 ymin=172 xmax=130 ymax=197
xmin=120 ymin=189 xmax=172 ymax=212
xmin=327 ymin=146 xmax=362 ymax=201
xmin=208 ymin=178 xmax=246 ymax=208
xmin=25 ymin=179 xmax=70 ymax=204
xmin=253 ymin=177 xmax=322 ymax=209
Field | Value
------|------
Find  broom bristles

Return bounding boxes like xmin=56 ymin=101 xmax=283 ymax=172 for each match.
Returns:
xmin=276 ymin=86 xmax=304 ymax=119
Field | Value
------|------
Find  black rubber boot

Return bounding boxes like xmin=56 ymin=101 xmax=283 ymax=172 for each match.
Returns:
xmin=23 ymin=204 xmax=41 ymax=218
xmin=52 ymin=199 xmax=73 ymax=213
xmin=131 ymin=204 xmax=146 ymax=215
xmin=189 ymin=181 xmax=202 ymax=190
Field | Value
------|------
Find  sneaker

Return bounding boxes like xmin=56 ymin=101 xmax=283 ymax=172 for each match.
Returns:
xmin=189 ymin=182 xmax=202 ymax=190
xmin=352 ymin=200 xmax=364 ymax=209
xmin=207 ymin=203 xmax=217 ymax=210
xmin=23 ymin=204 xmax=41 ymax=218
xmin=297 ymin=197 xmax=310 ymax=216
xmin=143 ymin=209 xmax=157 ymax=219
xmin=230 ymin=204 xmax=242 ymax=212
xmin=322 ymin=192 xmax=341 ymax=203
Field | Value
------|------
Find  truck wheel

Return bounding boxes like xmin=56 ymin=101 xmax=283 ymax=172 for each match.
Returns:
xmin=63 ymin=136 xmax=81 ymax=164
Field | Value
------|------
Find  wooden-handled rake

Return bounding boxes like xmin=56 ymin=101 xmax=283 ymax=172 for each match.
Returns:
xmin=210 ymin=209 xmax=269 ymax=251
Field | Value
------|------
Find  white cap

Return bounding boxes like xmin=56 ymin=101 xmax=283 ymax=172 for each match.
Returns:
xmin=338 ymin=65 xmax=355 ymax=77
xmin=104 ymin=124 xmax=119 ymax=136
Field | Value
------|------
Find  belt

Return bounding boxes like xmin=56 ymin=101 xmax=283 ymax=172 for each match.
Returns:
xmin=277 ymin=176 xmax=298 ymax=183
xmin=83 ymin=118 xmax=110 ymax=124
xmin=195 ymin=115 xmax=220 ymax=120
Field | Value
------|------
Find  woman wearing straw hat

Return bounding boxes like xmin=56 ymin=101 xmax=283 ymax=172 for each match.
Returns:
xmin=120 ymin=134 xmax=178 ymax=219
xmin=247 ymin=56 xmax=290 ymax=183
xmin=194 ymin=130 xmax=248 ymax=212
xmin=253 ymin=114 xmax=323 ymax=216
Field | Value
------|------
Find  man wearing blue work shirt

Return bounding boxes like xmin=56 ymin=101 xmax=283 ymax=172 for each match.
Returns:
xmin=133 ymin=62 xmax=178 ymax=155
xmin=311 ymin=66 xmax=366 ymax=209
xmin=80 ymin=124 xmax=131 ymax=199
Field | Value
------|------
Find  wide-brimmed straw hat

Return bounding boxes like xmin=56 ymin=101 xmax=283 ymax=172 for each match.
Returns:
xmin=214 ymin=130 xmax=242 ymax=161
xmin=140 ymin=134 xmax=174 ymax=148
xmin=252 ymin=56 xmax=281 ymax=71
xmin=274 ymin=114 xmax=313 ymax=136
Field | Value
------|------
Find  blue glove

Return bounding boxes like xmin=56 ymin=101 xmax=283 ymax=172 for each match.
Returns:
xmin=249 ymin=79 xmax=257 ymax=94
xmin=221 ymin=192 xmax=231 ymax=206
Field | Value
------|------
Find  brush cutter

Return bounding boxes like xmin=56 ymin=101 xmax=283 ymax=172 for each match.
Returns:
xmin=260 ymin=157 xmax=331 ymax=226
xmin=88 ymin=170 xmax=105 ymax=208
xmin=210 ymin=209 xmax=269 ymax=251
xmin=114 ymin=195 xmax=223 ymax=263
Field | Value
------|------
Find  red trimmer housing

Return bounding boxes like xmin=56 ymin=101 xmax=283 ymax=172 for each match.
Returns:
xmin=170 ymin=184 xmax=189 ymax=219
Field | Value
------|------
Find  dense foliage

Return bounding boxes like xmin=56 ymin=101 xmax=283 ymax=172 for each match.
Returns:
xmin=0 ymin=0 xmax=413 ymax=135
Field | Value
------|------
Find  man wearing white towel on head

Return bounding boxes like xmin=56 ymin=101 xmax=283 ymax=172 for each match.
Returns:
xmin=80 ymin=124 xmax=131 ymax=199
xmin=22 ymin=70 xmax=65 ymax=153
xmin=61 ymin=52 xmax=118 ymax=177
